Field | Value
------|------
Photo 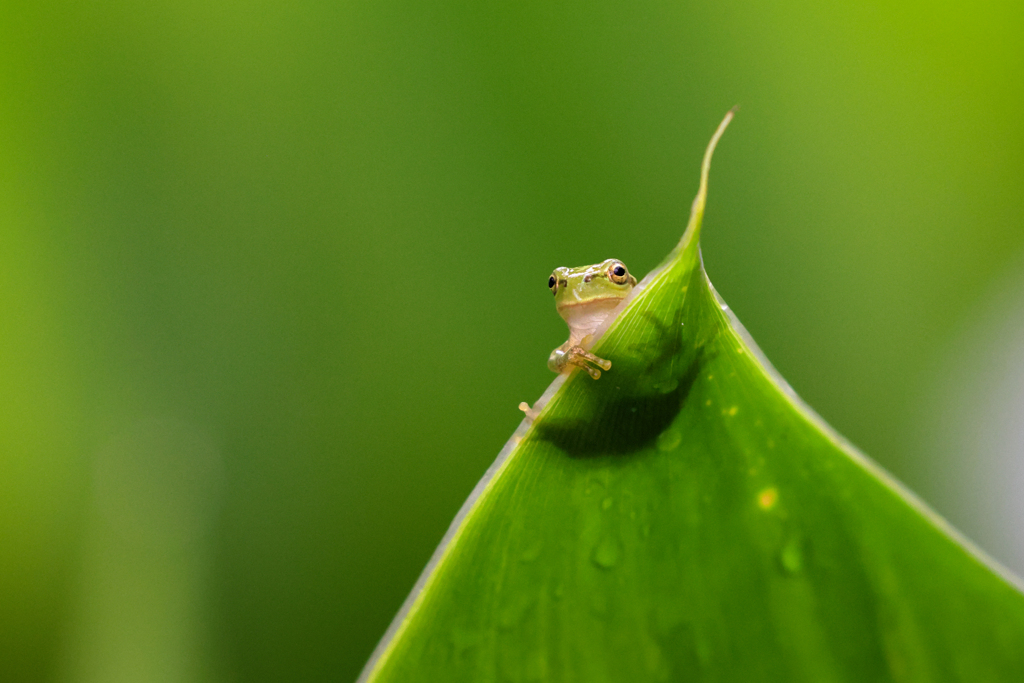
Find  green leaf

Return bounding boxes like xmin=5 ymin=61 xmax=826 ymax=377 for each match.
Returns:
xmin=360 ymin=111 xmax=1024 ymax=682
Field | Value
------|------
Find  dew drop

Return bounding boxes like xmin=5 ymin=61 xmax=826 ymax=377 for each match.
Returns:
xmin=591 ymin=537 xmax=621 ymax=569
xmin=780 ymin=537 xmax=803 ymax=574
xmin=657 ymin=428 xmax=682 ymax=452
xmin=757 ymin=487 xmax=778 ymax=510
xmin=520 ymin=541 xmax=542 ymax=563
xmin=656 ymin=378 xmax=679 ymax=394
xmin=449 ymin=626 xmax=480 ymax=659
xmin=654 ymin=619 xmax=711 ymax=678
xmin=498 ymin=597 xmax=535 ymax=630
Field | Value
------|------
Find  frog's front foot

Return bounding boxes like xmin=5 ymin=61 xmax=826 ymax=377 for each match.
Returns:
xmin=550 ymin=346 xmax=612 ymax=380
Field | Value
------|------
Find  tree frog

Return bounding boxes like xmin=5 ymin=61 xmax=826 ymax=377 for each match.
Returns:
xmin=547 ymin=258 xmax=637 ymax=380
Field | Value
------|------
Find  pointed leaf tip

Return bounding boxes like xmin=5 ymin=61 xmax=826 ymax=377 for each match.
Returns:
xmin=680 ymin=108 xmax=736 ymax=252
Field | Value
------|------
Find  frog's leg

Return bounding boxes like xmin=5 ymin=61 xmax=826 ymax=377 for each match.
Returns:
xmin=548 ymin=345 xmax=612 ymax=380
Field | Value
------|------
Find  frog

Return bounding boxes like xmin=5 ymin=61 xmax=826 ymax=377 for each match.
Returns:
xmin=547 ymin=258 xmax=637 ymax=380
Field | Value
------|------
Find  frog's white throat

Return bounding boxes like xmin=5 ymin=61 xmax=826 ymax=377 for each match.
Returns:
xmin=559 ymin=298 xmax=624 ymax=346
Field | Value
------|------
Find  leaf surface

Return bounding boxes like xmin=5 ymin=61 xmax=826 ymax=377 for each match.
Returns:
xmin=360 ymin=112 xmax=1024 ymax=682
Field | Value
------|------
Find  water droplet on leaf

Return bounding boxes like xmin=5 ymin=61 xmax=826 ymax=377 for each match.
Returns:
xmin=520 ymin=541 xmax=542 ymax=563
xmin=657 ymin=378 xmax=679 ymax=394
xmin=591 ymin=537 xmax=621 ymax=569
xmin=498 ymin=597 xmax=535 ymax=630
xmin=757 ymin=487 xmax=778 ymax=510
xmin=780 ymin=537 xmax=803 ymax=574
xmin=657 ymin=428 xmax=682 ymax=452
xmin=449 ymin=626 xmax=480 ymax=659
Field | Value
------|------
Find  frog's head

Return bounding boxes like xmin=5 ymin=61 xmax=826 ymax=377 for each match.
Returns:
xmin=548 ymin=259 xmax=637 ymax=331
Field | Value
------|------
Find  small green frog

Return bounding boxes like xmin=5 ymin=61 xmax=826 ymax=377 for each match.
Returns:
xmin=547 ymin=258 xmax=637 ymax=380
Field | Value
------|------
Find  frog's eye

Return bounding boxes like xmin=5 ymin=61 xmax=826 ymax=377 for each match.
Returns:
xmin=548 ymin=274 xmax=558 ymax=292
xmin=608 ymin=262 xmax=630 ymax=285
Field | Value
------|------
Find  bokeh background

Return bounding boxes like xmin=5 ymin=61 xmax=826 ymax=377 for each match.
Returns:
xmin=2 ymin=1 xmax=1023 ymax=680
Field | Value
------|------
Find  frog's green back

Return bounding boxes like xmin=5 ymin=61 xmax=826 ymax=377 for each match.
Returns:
xmin=360 ymin=113 xmax=1024 ymax=682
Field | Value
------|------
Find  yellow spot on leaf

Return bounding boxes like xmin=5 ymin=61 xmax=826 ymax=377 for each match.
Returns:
xmin=758 ymin=487 xmax=778 ymax=510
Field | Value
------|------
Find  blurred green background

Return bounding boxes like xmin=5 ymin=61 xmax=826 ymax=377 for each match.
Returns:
xmin=2 ymin=1 xmax=1023 ymax=681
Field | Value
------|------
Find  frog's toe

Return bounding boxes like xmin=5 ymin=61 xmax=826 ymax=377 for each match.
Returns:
xmin=570 ymin=347 xmax=612 ymax=375
xmin=568 ymin=355 xmax=605 ymax=380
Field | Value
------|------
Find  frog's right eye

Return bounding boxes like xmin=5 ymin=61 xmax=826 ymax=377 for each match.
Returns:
xmin=548 ymin=274 xmax=558 ymax=292
xmin=608 ymin=260 xmax=630 ymax=285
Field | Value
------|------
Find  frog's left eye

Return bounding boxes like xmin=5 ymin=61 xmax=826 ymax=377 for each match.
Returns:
xmin=608 ymin=262 xmax=630 ymax=284
xmin=548 ymin=274 xmax=558 ymax=292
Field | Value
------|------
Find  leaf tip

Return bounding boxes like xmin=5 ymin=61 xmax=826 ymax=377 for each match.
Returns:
xmin=679 ymin=108 xmax=737 ymax=251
